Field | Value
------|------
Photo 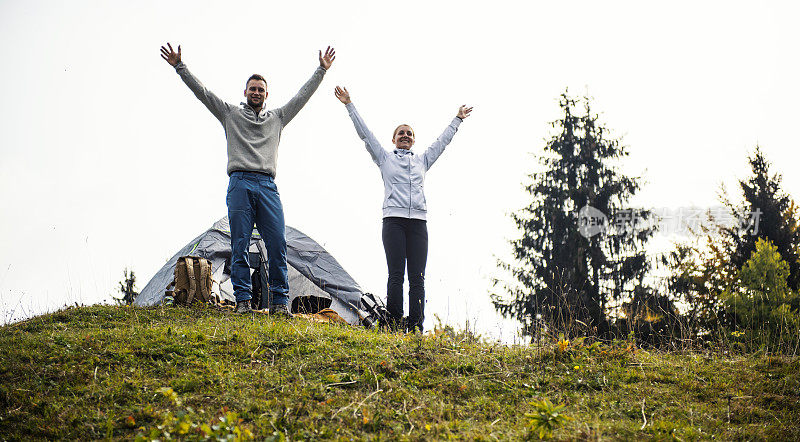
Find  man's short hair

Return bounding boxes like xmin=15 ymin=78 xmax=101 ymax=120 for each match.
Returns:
xmin=246 ymin=74 xmax=267 ymax=89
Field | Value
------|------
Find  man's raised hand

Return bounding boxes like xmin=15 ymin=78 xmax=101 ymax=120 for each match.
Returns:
xmin=319 ymin=46 xmax=335 ymax=70
xmin=160 ymin=43 xmax=181 ymax=67
xmin=457 ymin=105 xmax=473 ymax=120
xmin=334 ymin=86 xmax=351 ymax=105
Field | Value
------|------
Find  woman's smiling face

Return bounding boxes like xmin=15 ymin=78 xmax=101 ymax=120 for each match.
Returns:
xmin=392 ymin=125 xmax=415 ymax=150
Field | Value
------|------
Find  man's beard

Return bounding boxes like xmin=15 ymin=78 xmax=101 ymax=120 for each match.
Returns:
xmin=247 ymin=98 xmax=262 ymax=109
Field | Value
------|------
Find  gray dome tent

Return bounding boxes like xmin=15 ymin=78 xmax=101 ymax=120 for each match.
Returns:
xmin=134 ymin=217 xmax=382 ymax=326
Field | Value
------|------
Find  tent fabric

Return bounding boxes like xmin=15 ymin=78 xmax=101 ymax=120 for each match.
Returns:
xmin=134 ymin=217 xmax=366 ymax=325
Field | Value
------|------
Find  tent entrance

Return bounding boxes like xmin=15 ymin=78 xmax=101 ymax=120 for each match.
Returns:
xmin=292 ymin=295 xmax=332 ymax=314
xmin=248 ymin=247 xmax=336 ymax=315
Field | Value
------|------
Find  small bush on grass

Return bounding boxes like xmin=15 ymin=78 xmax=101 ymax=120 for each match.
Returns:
xmin=525 ymin=397 xmax=572 ymax=440
xmin=722 ymin=238 xmax=800 ymax=354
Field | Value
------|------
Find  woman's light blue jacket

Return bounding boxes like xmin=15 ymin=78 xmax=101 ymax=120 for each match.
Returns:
xmin=345 ymin=102 xmax=462 ymax=220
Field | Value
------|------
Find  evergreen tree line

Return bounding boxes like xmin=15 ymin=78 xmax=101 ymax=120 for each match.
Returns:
xmin=493 ymin=91 xmax=800 ymax=353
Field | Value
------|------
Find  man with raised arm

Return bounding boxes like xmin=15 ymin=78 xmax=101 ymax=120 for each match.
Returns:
xmin=160 ymin=43 xmax=335 ymax=316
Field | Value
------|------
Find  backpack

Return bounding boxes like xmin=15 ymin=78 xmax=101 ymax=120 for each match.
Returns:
xmin=165 ymin=256 xmax=214 ymax=305
xmin=360 ymin=292 xmax=389 ymax=328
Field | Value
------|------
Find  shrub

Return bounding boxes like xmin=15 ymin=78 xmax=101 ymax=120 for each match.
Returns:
xmin=721 ymin=238 xmax=800 ymax=353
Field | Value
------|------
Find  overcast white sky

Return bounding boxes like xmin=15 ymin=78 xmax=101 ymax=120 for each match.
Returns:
xmin=1 ymin=1 xmax=798 ymax=341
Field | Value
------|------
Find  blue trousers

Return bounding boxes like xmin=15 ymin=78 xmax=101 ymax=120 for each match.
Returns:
xmin=226 ymin=171 xmax=289 ymax=305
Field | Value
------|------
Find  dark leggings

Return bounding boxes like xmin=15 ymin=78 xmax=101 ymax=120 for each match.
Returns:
xmin=382 ymin=217 xmax=428 ymax=332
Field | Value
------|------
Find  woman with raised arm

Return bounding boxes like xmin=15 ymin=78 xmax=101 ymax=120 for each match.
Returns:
xmin=334 ymin=86 xmax=472 ymax=332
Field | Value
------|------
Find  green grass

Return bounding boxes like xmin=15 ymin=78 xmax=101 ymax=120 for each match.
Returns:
xmin=1 ymin=305 xmax=798 ymax=440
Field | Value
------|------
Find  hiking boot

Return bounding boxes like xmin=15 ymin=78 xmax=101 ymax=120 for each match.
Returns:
xmin=269 ymin=303 xmax=294 ymax=318
xmin=234 ymin=301 xmax=253 ymax=314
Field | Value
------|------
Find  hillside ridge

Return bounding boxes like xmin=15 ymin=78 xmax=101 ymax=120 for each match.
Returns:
xmin=1 ymin=305 xmax=797 ymax=440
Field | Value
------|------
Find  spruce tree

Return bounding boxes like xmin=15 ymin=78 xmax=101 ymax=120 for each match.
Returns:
xmin=724 ymin=238 xmax=800 ymax=352
xmin=493 ymin=92 xmax=655 ymax=339
xmin=664 ymin=147 xmax=800 ymax=337
xmin=117 ymin=268 xmax=138 ymax=305
xmin=723 ymin=147 xmax=800 ymax=290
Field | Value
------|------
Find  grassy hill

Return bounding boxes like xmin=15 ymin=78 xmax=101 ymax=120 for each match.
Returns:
xmin=1 ymin=305 xmax=798 ymax=440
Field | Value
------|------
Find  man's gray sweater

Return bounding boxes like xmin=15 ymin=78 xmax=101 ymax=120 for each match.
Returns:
xmin=174 ymin=62 xmax=326 ymax=176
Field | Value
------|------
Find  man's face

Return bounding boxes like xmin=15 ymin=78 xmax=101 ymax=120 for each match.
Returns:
xmin=392 ymin=125 xmax=415 ymax=150
xmin=244 ymin=79 xmax=268 ymax=109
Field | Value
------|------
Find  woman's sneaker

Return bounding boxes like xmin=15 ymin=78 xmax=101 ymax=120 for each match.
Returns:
xmin=269 ymin=304 xmax=294 ymax=318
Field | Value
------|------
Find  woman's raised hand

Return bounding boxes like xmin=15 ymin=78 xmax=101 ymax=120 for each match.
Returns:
xmin=457 ymin=105 xmax=473 ymax=120
xmin=334 ymin=86 xmax=351 ymax=105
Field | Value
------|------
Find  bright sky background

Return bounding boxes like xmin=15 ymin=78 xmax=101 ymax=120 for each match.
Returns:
xmin=1 ymin=1 xmax=798 ymax=341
